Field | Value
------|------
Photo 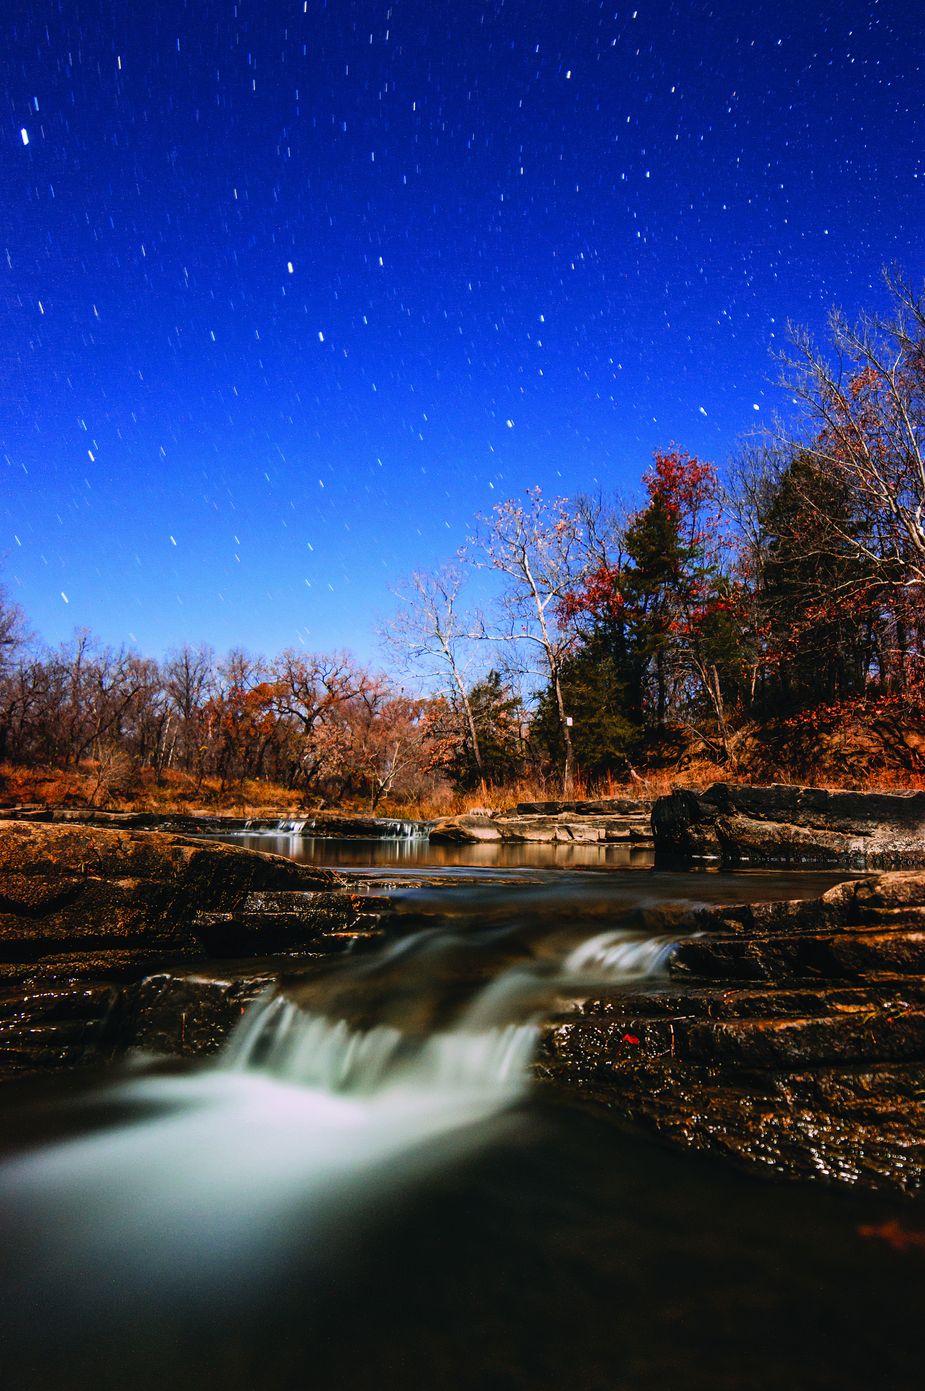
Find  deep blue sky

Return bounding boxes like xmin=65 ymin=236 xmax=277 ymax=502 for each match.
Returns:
xmin=1 ymin=0 xmax=922 ymax=661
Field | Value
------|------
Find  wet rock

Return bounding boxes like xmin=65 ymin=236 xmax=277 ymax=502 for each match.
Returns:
xmin=0 ymin=819 xmax=340 ymax=962
xmin=652 ymin=783 xmax=925 ymax=869
xmin=0 ymin=821 xmax=375 ymax=1075
xmin=539 ymin=869 xmax=925 ymax=1194
xmin=193 ymin=890 xmax=395 ymax=955
xmin=123 ymin=971 xmax=274 ymax=1057
xmin=0 ymin=980 xmax=120 ymax=1071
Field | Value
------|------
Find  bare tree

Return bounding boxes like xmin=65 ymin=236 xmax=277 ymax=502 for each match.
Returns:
xmin=163 ymin=644 xmax=216 ymax=772
xmin=380 ymin=564 xmax=487 ymax=792
xmin=471 ymin=488 xmax=586 ymax=796
xmin=779 ymin=270 xmax=925 ymax=588
xmin=0 ymin=587 xmax=28 ymax=674
xmin=269 ymin=650 xmax=373 ymax=795
xmin=339 ymin=688 xmax=432 ymax=812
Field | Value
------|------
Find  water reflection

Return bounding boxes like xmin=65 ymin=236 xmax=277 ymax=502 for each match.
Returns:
xmin=224 ymin=830 xmax=655 ymax=870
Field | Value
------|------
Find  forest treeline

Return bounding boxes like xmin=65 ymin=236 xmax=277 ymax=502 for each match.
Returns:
xmin=2 ymin=274 xmax=924 ymax=808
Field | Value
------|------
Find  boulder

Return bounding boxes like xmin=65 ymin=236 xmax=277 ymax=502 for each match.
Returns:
xmin=652 ymin=783 xmax=925 ymax=869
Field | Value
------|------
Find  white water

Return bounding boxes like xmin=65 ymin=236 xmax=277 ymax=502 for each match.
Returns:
xmin=565 ymin=928 xmax=680 ymax=980
xmin=0 ymin=918 xmax=679 ymax=1301
xmin=242 ymin=816 xmax=432 ymax=840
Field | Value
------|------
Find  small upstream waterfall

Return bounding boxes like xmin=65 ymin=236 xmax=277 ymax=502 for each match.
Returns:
xmin=242 ymin=817 xmax=433 ymax=840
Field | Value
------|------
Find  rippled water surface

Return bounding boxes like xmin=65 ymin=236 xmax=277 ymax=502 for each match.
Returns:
xmin=0 ymin=837 xmax=921 ymax=1390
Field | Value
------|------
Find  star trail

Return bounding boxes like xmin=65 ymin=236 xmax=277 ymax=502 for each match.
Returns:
xmin=1 ymin=0 xmax=922 ymax=657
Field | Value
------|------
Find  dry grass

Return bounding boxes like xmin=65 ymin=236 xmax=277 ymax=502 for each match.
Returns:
xmin=377 ymin=761 xmax=731 ymax=820
xmin=3 ymin=748 xmax=924 ymax=825
xmin=0 ymin=763 xmax=305 ymax=818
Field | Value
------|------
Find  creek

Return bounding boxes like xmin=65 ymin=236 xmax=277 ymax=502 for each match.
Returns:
xmin=0 ymin=837 xmax=920 ymax=1390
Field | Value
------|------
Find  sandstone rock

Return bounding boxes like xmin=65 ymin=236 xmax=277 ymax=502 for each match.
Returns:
xmin=429 ymin=815 xmax=502 ymax=843
xmin=430 ymin=802 xmax=653 ymax=846
xmin=0 ymin=821 xmax=378 ymax=1075
xmin=652 ymin=783 xmax=925 ymax=869
xmin=0 ymin=820 xmax=339 ymax=961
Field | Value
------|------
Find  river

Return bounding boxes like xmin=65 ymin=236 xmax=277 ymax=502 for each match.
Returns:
xmin=0 ymin=836 xmax=920 ymax=1389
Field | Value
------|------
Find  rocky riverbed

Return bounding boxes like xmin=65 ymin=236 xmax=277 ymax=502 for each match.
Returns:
xmin=540 ymin=872 xmax=925 ymax=1194
xmin=2 ymin=805 xmax=925 ymax=1195
xmin=430 ymin=797 xmax=653 ymax=846
xmin=0 ymin=820 xmax=390 ymax=1072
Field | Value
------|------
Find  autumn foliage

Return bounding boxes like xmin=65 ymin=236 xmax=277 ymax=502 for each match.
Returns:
xmin=2 ymin=274 xmax=925 ymax=807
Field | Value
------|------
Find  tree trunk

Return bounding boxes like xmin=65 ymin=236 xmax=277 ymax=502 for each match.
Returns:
xmin=552 ymin=668 xmax=575 ymax=797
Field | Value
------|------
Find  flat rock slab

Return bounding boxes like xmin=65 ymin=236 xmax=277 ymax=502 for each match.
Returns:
xmin=652 ymin=782 xmax=925 ymax=869
xmin=430 ymin=807 xmax=653 ymax=845
xmin=1 ymin=807 xmax=434 ymax=840
xmin=0 ymin=820 xmax=340 ymax=959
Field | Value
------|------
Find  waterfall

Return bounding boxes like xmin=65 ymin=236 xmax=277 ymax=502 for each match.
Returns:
xmin=565 ymin=929 xmax=680 ymax=980
xmin=221 ymin=991 xmax=537 ymax=1100
xmin=0 ymin=904 xmax=685 ymax=1304
xmin=275 ymin=818 xmax=307 ymax=835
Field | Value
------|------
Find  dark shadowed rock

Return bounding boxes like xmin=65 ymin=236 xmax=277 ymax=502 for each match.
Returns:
xmin=652 ymin=783 xmax=925 ymax=868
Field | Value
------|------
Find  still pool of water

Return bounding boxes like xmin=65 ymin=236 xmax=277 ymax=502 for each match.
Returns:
xmin=0 ymin=837 xmax=921 ymax=1390
xmin=228 ymin=828 xmax=658 ymax=869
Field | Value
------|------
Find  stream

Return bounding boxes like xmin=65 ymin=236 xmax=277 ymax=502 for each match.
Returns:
xmin=0 ymin=837 xmax=921 ymax=1390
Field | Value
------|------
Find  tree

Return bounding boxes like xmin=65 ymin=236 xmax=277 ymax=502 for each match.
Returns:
xmin=269 ymin=651 xmax=373 ymax=795
xmin=381 ymin=565 xmax=488 ymax=791
xmin=162 ymin=644 xmax=216 ymax=775
xmin=755 ymin=452 xmax=874 ymax=710
xmin=781 ymin=271 xmax=925 ymax=590
xmin=531 ymin=632 xmax=635 ymax=778
xmin=438 ymin=670 xmax=525 ymax=790
xmin=562 ymin=451 xmax=744 ymax=757
xmin=472 ymin=488 xmax=586 ymax=795
xmin=335 ymin=686 xmax=438 ymax=812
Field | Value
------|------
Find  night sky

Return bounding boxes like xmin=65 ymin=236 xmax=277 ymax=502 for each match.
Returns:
xmin=2 ymin=0 xmax=922 ymax=661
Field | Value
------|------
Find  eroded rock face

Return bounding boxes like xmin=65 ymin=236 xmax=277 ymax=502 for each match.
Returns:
xmin=652 ymin=783 xmax=925 ymax=869
xmin=0 ymin=822 xmax=389 ymax=1074
xmin=539 ymin=870 xmax=925 ymax=1194
xmin=0 ymin=820 xmax=339 ymax=961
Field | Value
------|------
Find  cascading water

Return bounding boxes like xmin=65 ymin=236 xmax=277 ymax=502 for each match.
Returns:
xmin=0 ymin=861 xmax=899 ymax=1391
xmin=565 ymin=928 xmax=681 ymax=979
xmin=0 ymin=889 xmax=685 ymax=1318
xmin=221 ymin=991 xmax=537 ymax=1099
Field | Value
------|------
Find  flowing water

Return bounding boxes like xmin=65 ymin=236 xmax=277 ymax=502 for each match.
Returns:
xmin=0 ymin=841 xmax=921 ymax=1390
